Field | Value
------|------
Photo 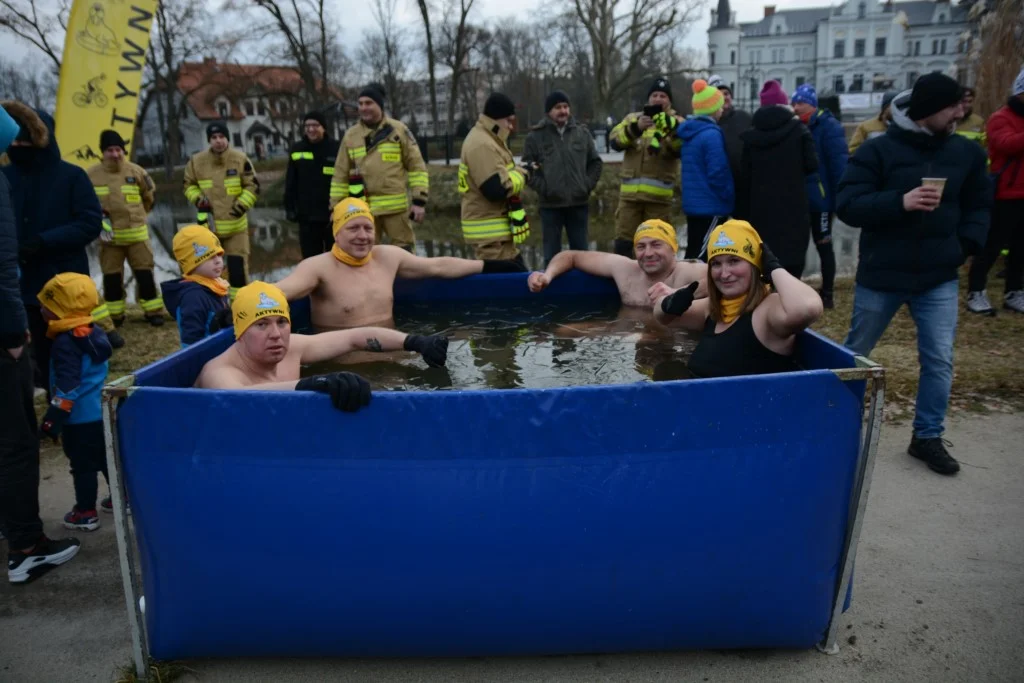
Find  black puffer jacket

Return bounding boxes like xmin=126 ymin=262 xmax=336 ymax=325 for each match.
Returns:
xmin=0 ymin=172 xmax=26 ymax=349
xmin=837 ymin=91 xmax=991 ymax=293
xmin=736 ymin=105 xmax=818 ymax=269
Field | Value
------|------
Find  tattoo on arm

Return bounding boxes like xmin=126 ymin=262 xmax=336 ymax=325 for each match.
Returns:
xmin=366 ymin=337 xmax=383 ymax=352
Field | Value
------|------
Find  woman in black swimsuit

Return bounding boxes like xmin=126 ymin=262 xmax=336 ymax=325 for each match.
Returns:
xmin=650 ymin=220 xmax=823 ymax=378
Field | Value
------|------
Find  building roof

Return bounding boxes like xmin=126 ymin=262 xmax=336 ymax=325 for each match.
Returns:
xmin=739 ymin=1 xmax=968 ymax=37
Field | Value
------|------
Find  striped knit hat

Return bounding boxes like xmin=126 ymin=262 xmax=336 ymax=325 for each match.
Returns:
xmin=691 ymin=79 xmax=724 ymax=117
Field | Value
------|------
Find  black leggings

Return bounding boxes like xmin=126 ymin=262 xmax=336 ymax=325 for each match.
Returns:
xmin=810 ymin=211 xmax=836 ymax=293
xmin=968 ymin=199 xmax=1024 ymax=293
xmin=62 ymin=421 xmax=108 ymax=512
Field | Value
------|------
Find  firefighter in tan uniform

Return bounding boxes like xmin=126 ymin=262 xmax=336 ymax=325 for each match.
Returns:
xmin=329 ymin=84 xmax=428 ymax=250
xmin=956 ymin=86 xmax=987 ymax=153
xmin=183 ymin=121 xmax=259 ymax=300
xmin=609 ymin=77 xmax=682 ymax=257
xmin=87 ymin=130 xmax=163 ymax=327
xmin=458 ymin=93 xmax=536 ymax=264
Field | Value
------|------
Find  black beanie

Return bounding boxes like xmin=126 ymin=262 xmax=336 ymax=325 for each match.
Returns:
xmin=648 ymin=76 xmax=673 ymax=103
xmin=302 ymin=110 xmax=326 ymax=128
xmin=907 ymin=73 xmax=963 ymax=121
xmin=358 ymin=83 xmax=386 ymax=111
xmin=544 ymin=90 xmax=570 ymax=113
xmin=483 ymin=92 xmax=516 ymax=120
xmin=206 ymin=121 xmax=229 ymax=141
xmin=99 ymin=129 xmax=126 ymax=151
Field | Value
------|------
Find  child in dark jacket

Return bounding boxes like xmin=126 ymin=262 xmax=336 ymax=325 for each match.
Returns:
xmin=37 ymin=273 xmax=112 ymax=531
xmin=160 ymin=225 xmax=231 ymax=347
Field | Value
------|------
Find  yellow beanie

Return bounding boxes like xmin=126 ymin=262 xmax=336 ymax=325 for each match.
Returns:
xmin=706 ymin=220 xmax=763 ymax=270
xmin=37 ymin=273 xmax=99 ymax=319
xmin=232 ymin=281 xmax=290 ymax=340
xmin=633 ymin=219 xmax=679 ymax=254
xmin=332 ymin=197 xmax=374 ymax=236
xmin=173 ymin=225 xmax=224 ymax=274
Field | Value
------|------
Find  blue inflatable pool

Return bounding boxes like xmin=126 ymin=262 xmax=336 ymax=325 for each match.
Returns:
xmin=103 ymin=272 xmax=884 ymax=671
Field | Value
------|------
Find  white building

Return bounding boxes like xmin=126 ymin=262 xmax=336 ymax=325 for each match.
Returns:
xmin=708 ymin=0 xmax=971 ymax=119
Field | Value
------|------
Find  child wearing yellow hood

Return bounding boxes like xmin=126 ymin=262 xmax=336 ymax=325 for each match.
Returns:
xmin=36 ymin=273 xmax=113 ymax=531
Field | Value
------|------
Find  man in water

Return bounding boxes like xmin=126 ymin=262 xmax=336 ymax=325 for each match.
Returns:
xmin=527 ymin=219 xmax=705 ymax=307
xmin=276 ymin=197 xmax=523 ymax=328
xmin=196 ymin=281 xmax=448 ymax=410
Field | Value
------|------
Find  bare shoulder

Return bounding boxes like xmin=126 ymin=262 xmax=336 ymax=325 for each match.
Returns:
xmin=670 ymin=260 xmax=707 ymax=284
xmin=196 ymin=351 xmax=246 ymax=389
xmin=372 ymin=245 xmax=409 ymax=270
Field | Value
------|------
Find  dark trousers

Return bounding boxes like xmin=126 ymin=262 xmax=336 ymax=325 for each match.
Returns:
xmin=61 ymin=421 xmax=108 ymax=512
xmin=968 ymin=199 xmax=1024 ymax=293
xmin=26 ymin=304 xmax=51 ymax=395
xmin=298 ymin=220 xmax=333 ymax=259
xmin=0 ymin=350 xmax=43 ymax=549
xmin=684 ymin=215 xmax=725 ymax=260
xmin=810 ymin=211 xmax=836 ymax=293
xmin=539 ymin=206 xmax=589 ymax=266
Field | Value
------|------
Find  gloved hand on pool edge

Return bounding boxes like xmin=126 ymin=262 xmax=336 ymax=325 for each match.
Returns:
xmin=760 ymin=242 xmax=783 ymax=288
xmin=404 ymin=334 xmax=449 ymax=368
xmin=295 ymin=372 xmax=372 ymax=412
xmin=660 ymin=281 xmax=700 ymax=317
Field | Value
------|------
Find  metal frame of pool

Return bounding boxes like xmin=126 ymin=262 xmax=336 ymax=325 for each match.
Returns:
xmin=102 ymin=271 xmax=884 ymax=678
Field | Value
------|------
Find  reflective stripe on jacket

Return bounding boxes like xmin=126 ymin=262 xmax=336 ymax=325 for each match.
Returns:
xmin=183 ymin=148 xmax=259 ymax=236
xmin=87 ymin=160 xmax=154 ymax=245
xmin=458 ymin=115 xmax=526 ymax=242
xmin=609 ymin=110 xmax=681 ymax=205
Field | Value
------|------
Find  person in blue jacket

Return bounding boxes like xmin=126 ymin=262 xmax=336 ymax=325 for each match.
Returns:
xmin=1 ymin=101 xmax=106 ymax=393
xmin=659 ymin=80 xmax=735 ymax=259
xmin=791 ymin=84 xmax=849 ymax=308
xmin=36 ymin=273 xmax=113 ymax=531
xmin=161 ymin=225 xmax=232 ymax=347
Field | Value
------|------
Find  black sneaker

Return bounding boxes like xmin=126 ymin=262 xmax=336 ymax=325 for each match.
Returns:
xmin=107 ymin=330 xmax=126 ymax=349
xmin=7 ymin=536 xmax=81 ymax=584
xmin=908 ymin=437 xmax=960 ymax=475
xmin=819 ymin=289 xmax=834 ymax=310
xmin=147 ymin=314 xmax=165 ymax=327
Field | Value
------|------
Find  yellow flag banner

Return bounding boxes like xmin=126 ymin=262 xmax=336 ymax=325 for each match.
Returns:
xmin=55 ymin=0 xmax=157 ymax=168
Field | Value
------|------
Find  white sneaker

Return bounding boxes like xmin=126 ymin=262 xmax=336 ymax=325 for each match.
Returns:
xmin=1004 ymin=291 xmax=1024 ymax=314
xmin=966 ymin=291 xmax=996 ymax=316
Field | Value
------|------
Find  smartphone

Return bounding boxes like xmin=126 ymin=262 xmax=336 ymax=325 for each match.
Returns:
xmin=643 ymin=104 xmax=662 ymax=117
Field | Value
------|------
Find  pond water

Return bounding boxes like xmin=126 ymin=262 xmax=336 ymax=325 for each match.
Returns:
xmin=304 ymin=301 xmax=699 ymax=391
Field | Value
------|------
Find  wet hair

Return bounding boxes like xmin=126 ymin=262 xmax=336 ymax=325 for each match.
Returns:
xmin=707 ymin=258 xmax=769 ymax=323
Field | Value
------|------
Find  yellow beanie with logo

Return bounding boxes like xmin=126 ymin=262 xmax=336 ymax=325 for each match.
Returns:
xmin=706 ymin=220 xmax=763 ymax=270
xmin=173 ymin=225 xmax=224 ymax=274
xmin=332 ymin=197 xmax=375 ymax=236
xmin=37 ymin=273 xmax=99 ymax=319
xmin=232 ymin=281 xmax=290 ymax=339
xmin=633 ymin=219 xmax=679 ymax=254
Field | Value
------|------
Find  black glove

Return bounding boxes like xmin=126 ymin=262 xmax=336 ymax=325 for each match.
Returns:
xmin=760 ymin=242 xmax=783 ymax=287
xmin=229 ymin=201 xmax=246 ymax=219
xmin=209 ymin=308 xmax=234 ymax=333
xmin=482 ymin=258 xmax=527 ymax=274
xmin=660 ymin=281 xmax=700 ymax=316
xmin=285 ymin=209 xmax=298 ymax=222
xmin=195 ymin=196 xmax=211 ymax=211
xmin=404 ymin=334 xmax=449 ymax=368
xmin=521 ymin=161 xmax=541 ymax=177
xmin=295 ymin=372 xmax=372 ymax=412
xmin=40 ymin=400 xmax=72 ymax=442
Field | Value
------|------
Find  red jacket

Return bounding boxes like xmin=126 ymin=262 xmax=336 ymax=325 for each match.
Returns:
xmin=987 ymin=100 xmax=1024 ymax=200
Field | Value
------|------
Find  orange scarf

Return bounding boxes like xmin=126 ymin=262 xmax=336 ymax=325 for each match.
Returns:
xmin=185 ymin=274 xmax=229 ymax=297
xmin=47 ymin=317 xmax=94 ymax=339
xmin=331 ymin=244 xmax=372 ymax=267
xmin=720 ymin=284 xmax=770 ymax=324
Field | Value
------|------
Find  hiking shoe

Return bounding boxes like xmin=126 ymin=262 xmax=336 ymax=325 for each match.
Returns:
xmin=819 ymin=289 xmax=834 ymax=310
xmin=100 ymin=496 xmax=131 ymax=515
xmin=8 ymin=536 xmax=80 ymax=584
xmin=107 ymin=330 xmax=126 ymax=349
xmin=147 ymin=314 xmax=165 ymax=327
xmin=966 ymin=291 xmax=996 ymax=316
xmin=1004 ymin=291 xmax=1024 ymax=314
xmin=63 ymin=507 xmax=100 ymax=531
xmin=908 ymin=437 xmax=960 ymax=475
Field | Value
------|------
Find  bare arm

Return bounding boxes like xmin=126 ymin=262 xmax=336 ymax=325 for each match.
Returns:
xmin=275 ymin=258 xmax=321 ymax=300
xmin=295 ymin=327 xmax=409 ymax=364
xmin=529 ymin=250 xmax=630 ymax=292
xmin=394 ymin=248 xmax=483 ymax=279
xmin=758 ymin=269 xmax=824 ymax=341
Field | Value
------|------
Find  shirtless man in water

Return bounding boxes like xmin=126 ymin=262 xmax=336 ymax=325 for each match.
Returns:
xmin=276 ymin=197 xmax=524 ymax=328
xmin=196 ymin=281 xmax=448 ymax=411
xmin=527 ymin=219 xmax=706 ymax=307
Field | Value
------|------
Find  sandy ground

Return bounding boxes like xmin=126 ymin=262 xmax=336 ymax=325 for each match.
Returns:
xmin=2 ymin=412 xmax=1022 ymax=683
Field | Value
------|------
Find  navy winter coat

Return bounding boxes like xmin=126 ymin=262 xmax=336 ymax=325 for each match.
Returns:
xmin=0 ymin=102 xmax=102 ymax=306
xmin=676 ymin=116 xmax=734 ymax=217
xmin=837 ymin=93 xmax=991 ymax=293
xmin=161 ymin=278 xmax=230 ymax=347
xmin=803 ymin=109 xmax=848 ymax=213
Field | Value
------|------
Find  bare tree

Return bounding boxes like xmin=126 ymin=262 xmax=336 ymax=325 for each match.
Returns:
xmin=571 ymin=0 xmax=706 ymax=118
xmin=970 ymin=0 xmax=1024 ymax=117
xmin=0 ymin=0 xmax=69 ymax=73
xmin=437 ymin=0 xmax=482 ymax=135
xmin=415 ymin=0 xmax=441 ymax=135
xmin=359 ymin=0 xmax=411 ymax=119
xmin=0 ymin=57 xmax=58 ymax=109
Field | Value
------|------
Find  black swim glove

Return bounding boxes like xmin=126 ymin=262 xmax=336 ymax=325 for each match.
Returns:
xmin=209 ymin=308 xmax=234 ymax=333
xmin=482 ymin=258 xmax=527 ymax=274
xmin=660 ymin=281 xmax=700 ymax=316
xmin=404 ymin=334 xmax=449 ymax=368
xmin=760 ymin=242 xmax=783 ymax=287
xmin=295 ymin=372 xmax=371 ymax=412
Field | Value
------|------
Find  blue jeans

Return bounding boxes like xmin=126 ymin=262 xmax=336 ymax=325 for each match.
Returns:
xmin=540 ymin=205 xmax=590 ymax=266
xmin=844 ymin=280 xmax=959 ymax=439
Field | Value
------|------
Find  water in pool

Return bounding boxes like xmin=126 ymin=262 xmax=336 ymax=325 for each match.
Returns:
xmin=304 ymin=300 xmax=700 ymax=391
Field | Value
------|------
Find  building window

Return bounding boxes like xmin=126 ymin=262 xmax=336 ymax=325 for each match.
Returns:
xmin=907 ymin=71 xmax=919 ymax=89
xmin=771 ymin=48 xmax=785 ymax=63
xmin=796 ymin=46 xmax=812 ymax=61
xmin=730 ymin=50 xmax=736 ymax=65
xmin=257 ymin=100 xmax=266 ymax=116
xmin=795 ymin=76 xmax=806 ymax=87
xmin=245 ymin=100 xmax=255 ymax=116
xmin=875 ymin=37 xmax=886 ymax=56
xmin=232 ymin=132 xmax=242 ymax=147
xmin=906 ymin=41 xmax=912 ymax=56
xmin=749 ymin=79 xmax=759 ymax=102
xmin=854 ymin=39 xmax=865 ymax=57
xmin=833 ymin=75 xmax=846 ymax=93
xmin=730 ymin=81 xmax=735 ymax=93
xmin=857 ymin=1 xmax=866 ymax=19
xmin=775 ymin=25 xmax=782 ymax=35
xmin=217 ymin=101 xmax=229 ymax=118
xmin=710 ymin=51 xmax=716 ymax=66
xmin=833 ymin=40 xmax=845 ymax=59
xmin=938 ymin=13 xmax=946 ymax=23
xmin=872 ymin=73 xmax=885 ymax=91
xmin=914 ymin=41 xmax=921 ymax=56
xmin=851 ymin=74 xmax=864 ymax=92
xmin=940 ymin=39 xmax=947 ymax=54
